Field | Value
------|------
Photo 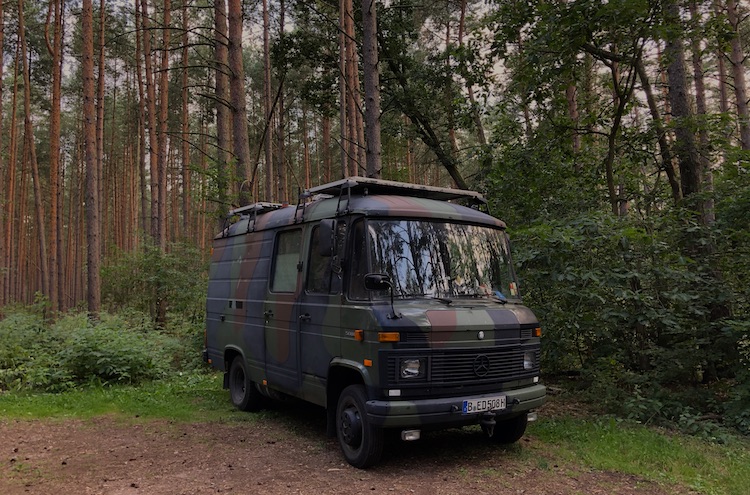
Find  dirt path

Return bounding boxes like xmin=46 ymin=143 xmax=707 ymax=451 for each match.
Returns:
xmin=1 ymin=404 xmax=693 ymax=495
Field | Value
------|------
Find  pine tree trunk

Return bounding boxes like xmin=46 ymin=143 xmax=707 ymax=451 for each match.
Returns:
xmin=229 ymin=0 xmax=251 ymax=205
xmin=276 ymin=0 xmax=287 ymax=202
xmin=4 ymin=46 xmax=20 ymax=304
xmin=140 ymin=0 xmax=160 ymax=244
xmin=0 ymin=0 xmax=6 ymax=306
xmin=181 ymin=0 xmax=191 ymax=239
xmin=45 ymin=0 xmax=64 ymax=311
xmin=727 ymin=0 xmax=750 ymax=150
xmin=157 ymin=0 xmax=171 ymax=249
xmin=339 ymin=0 xmax=348 ymax=177
xmin=714 ymin=1 xmax=730 ymax=115
xmin=19 ymin=0 xmax=49 ymax=304
xmin=689 ymin=0 xmax=714 ymax=224
xmin=635 ymin=57 xmax=681 ymax=204
xmin=97 ymin=0 xmax=106 ymax=253
xmin=322 ymin=115 xmax=332 ymax=182
xmin=82 ymin=0 xmax=101 ymax=316
xmin=362 ymin=0 xmax=382 ymax=179
xmin=135 ymin=0 xmax=149 ymax=239
xmin=345 ymin=0 xmax=359 ymax=177
xmin=214 ymin=0 xmax=230 ymax=228
xmin=665 ymin=0 xmax=702 ymax=201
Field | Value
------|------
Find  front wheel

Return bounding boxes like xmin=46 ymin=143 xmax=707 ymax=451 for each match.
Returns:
xmin=228 ymin=357 xmax=264 ymax=412
xmin=489 ymin=414 xmax=528 ymax=444
xmin=336 ymin=385 xmax=384 ymax=468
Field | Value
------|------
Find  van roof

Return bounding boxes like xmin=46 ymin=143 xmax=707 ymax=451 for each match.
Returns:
xmin=220 ymin=179 xmax=501 ymax=238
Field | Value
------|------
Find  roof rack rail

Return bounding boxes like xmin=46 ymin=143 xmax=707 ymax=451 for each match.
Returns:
xmin=228 ymin=202 xmax=284 ymax=217
xmin=304 ymin=177 xmax=487 ymax=204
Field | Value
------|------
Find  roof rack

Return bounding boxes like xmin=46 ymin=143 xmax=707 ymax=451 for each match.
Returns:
xmin=221 ymin=202 xmax=285 ymax=237
xmin=304 ymin=177 xmax=487 ymax=204
xmin=228 ymin=202 xmax=284 ymax=217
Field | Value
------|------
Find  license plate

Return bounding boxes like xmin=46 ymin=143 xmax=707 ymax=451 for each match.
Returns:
xmin=462 ymin=395 xmax=506 ymax=414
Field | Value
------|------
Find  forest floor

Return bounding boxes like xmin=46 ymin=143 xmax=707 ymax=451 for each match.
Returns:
xmin=0 ymin=397 xmax=699 ymax=495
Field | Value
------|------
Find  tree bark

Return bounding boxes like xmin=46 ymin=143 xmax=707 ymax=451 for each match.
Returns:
xmin=277 ymin=0 xmax=287 ymax=201
xmin=181 ymin=0 xmax=191 ymax=239
xmin=322 ymin=115 xmax=332 ymax=182
xmin=134 ymin=0 xmax=149 ymax=238
xmin=727 ymin=0 xmax=750 ymax=150
xmin=140 ymin=0 xmax=160 ymax=243
xmin=19 ymin=0 xmax=50 ymax=304
xmin=45 ymin=0 xmax=64 ymax=311
xmin=665 ymin=0 xmax=702 ymax=201
xmin=262 ymin=0 xmax=274 ymax=202
xmin=362 ymin=0 xmax=382 ymax=178
xmin=339 ymin=0 xmax=348 ymax=177
xmin=97 ymin=0 xmax=106 ymax=252
xmin=157 ymin=0 xmax=171 ymax=249
xmin=714 ymin=1 xmax=730 ymax=115
xmin=689 ymin=1 xmax=714 ymax=223
xmin=229 ymin=0 xmax=251 ymax=205
xmin=635 ymin=57 xmax=682 ymax=204
xmin=82 ymin=0 xmax=101 ymax=316
xmin=214 ymin=0 xmax=230 ymax=227
xmin=0 ymin=0 xmax=6 ymax=306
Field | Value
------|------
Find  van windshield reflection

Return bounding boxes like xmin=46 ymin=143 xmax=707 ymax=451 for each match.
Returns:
xmin=366 ymin=220 xmax=519 ymax=301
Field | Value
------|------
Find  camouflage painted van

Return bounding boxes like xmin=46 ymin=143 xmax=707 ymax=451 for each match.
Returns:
xmin=204 ymin=178 xmax=545 ymax=468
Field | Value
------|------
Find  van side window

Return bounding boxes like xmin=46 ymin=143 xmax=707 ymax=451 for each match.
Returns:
xmin=271 ymin=229 xmax=302 ymax=292
xmin=307 ymin=226 xmax=331 ymax=293
xmin=348 ymin=220 xmax=369 ymax=300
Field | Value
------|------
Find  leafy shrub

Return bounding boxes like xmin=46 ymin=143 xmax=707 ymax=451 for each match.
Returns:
xmin=102 ymin=241 xmax=208 ymax=323
xmin=511 ymin=210 xmax=747 ymax=434
xmin=0 ymin=308 xmax=199 ymax=392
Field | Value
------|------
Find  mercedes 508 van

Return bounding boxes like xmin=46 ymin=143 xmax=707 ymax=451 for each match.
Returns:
xmin=204 ymin=178 xmax=545 ymax=467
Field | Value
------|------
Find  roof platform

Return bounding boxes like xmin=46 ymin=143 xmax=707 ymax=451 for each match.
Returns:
xmin=304 ymin=177 xmax=486 ymax=205
xmin=228 ymin=202 xmax=284 ymax=217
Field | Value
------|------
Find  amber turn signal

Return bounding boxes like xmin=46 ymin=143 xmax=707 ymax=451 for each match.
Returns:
xmin=533 ymin=327 xmax=542 ymax=338
xmin=378 ymin=332 xmax=400 ymax=342
xmin=354 ymin=329 xmax=364 ymax=341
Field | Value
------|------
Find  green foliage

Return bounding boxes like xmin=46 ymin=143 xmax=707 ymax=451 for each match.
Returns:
xmin=512 ymin=210 xmax=746 ymax=434
xmin=102 ymin=241 xmax=208 ymax=323
xmin=0 ymin=308 xmax=205 ymax=393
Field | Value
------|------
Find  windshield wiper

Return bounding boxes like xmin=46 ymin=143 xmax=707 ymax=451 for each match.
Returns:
xmin=396 ymin=294 xmax=453 ymax=305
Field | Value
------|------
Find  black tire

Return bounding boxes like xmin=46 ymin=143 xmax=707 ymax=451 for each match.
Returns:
xmin=490 ymin=414 xmax=528 ymax=444
xmin=336 ymin=385 xmax=384 ymax=468
xmin=228 ymin=357 xmax=264 ymax=412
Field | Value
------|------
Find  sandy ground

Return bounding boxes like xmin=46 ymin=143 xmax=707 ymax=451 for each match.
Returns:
xmin=1 ymin=400 xmax=696 ymax=495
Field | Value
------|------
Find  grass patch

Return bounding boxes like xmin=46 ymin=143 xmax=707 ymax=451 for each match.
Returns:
xmin=0 ymin=371 xmax=250 ymax=423
xmin=530 ymin=417 xmax=750 ymax=495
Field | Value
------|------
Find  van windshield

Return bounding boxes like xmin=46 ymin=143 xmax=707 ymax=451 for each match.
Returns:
xmin=364 ymin=219 xmax=519 ymax=301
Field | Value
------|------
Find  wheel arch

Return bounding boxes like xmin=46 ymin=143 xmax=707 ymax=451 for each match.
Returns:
xmin=325 ymin=359 xmax=370 ymax=437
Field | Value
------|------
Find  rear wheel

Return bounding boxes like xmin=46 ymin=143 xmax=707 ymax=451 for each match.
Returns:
xmin=336 ymin=385 xmax=384 ymax=468
xmin=489 ymin=414 xmax=528 ymax=444
xmin=228 ymin=357 xmax=264 ymax=412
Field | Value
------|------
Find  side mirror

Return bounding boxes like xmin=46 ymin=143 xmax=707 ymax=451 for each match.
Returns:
xmin=318 ymin=220 xmax=334 ymax=257
xmin=364 ymin=273 xmax=392 ymax=291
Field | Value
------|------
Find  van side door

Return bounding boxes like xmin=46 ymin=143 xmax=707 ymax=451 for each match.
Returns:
xmin=264 ymin=228 xmax=303 ymax=391
xmin=296 ymin=222 xmax=344 ymax=406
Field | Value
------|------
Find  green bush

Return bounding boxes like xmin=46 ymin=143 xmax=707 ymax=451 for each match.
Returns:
xmin=102 ymin=241 xmax=208 ymax=323
xmin=512 ymin=210 xmax=746 ymax=434
xmin=0 ymin=308 xmax=202 ymax=392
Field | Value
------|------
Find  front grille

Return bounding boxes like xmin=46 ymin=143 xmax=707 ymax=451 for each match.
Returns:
xmin=385 ymin=345 xmax=540 ymax=387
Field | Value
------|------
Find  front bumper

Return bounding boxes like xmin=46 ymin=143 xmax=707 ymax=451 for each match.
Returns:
xmin=365 ymin=384 xmax=546 ymax=428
